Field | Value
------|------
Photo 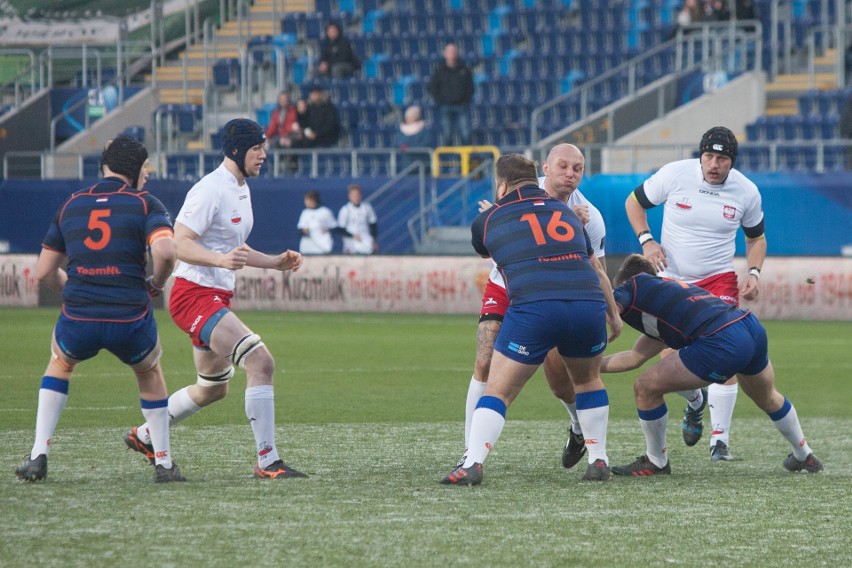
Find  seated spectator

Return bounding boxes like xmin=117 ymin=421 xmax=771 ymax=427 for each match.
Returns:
xmin=676 ymin=0 xmax=703 ymax=28
xmin=292 ymin=87 xmax=341 ymax=148
xmin=317 ymin=22 xmax=360 ymax=79
xmin=704 ymin=0 xmax=731 ymax=21
xmin=265 ymin=91 xmax=299 ymax=149
xmin=397 ymin=105 xmax=433 ymax=172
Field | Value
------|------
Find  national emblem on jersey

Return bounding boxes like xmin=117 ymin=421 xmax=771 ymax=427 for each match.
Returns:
xmin=676 ymin=198 xmax=692 ymax=210
xmin=723 ymin=205 xmax=736 ymax=219
xmin=230 ymin=210 xmax=242 ymax=224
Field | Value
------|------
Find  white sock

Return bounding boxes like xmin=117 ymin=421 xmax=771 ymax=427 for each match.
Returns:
xmin=246 ymin=385 xmax=280 ymax=469
xmin=561 ymin=400 xmax=582 ymax=435
xmin=141 ymin=400 xmax=172 ymax=468
xmin=768 ymin=398 xmax=812 ymax=460
xmin=138 ymin=386 xmax=202 ymax=445
xmin=463 ymin=396 xmax=506 ymax=467
xmin=575 ymin=390 xmax=609 ymax=465
xmin=709 ymin=383 xmax=738 ymax=447
xmin=676 ymin=389 xmax=704 ymax=410
xmin=31 ymin=377 xmax=69 ymax=459
xmin=464 ymin=377 xmax=487 ymax=450
xmin=638 ymin=404 xmax=669 ymax=468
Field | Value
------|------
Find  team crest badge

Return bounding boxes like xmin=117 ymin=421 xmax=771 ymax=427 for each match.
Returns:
xmin=723 ymin=205 xmax=736 ymax=219
xmin=230 ymin=210 xmax=242 ymax=224
xmin=676 ymin=198 xmax=692 ymax=210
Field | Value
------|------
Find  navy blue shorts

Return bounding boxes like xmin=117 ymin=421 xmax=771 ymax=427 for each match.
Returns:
xmin=494 ymin=299 xmax=608 ymax=365
xmin=679 ymin=313 xmax=769 ymax=383
xmin=54 ymin=309 xmax=159 ymax=366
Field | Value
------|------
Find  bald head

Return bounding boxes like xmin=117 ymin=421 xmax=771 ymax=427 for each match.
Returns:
xmin=542 ymin=143 xmax=585 ymax=201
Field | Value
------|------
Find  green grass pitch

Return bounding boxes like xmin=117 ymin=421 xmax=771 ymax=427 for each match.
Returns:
xmin=1 ymin=308 xmax=850 ymax=566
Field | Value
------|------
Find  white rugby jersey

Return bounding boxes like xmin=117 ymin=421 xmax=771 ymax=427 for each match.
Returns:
xmin=642 ymin=159 xmax=763 ymax=282
xmin=488 ymin=179 xmax=606 ymax=287
xmin=338 ymin=201 xmax=377 ymax=254
xmin=173 ymin=164 xmax=254 ymax=291
xmin=297 ymin=205 xmax=336 ymax=254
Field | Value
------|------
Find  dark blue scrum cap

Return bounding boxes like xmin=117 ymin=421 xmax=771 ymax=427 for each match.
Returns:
xmin=699 ymin=126 xmax=738 ymax=164
xmin=222 ymin=118 xmax=266 ymax=176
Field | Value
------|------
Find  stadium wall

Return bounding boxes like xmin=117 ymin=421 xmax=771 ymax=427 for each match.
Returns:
xmin=1 ymin=172 xmax=849 ymax=256
xmin=1 ymin=253 xmax=850 ymax=320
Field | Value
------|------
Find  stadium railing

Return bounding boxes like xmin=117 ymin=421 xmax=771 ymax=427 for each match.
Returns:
xmin=7 ymin=140 xmax=848 ymax=181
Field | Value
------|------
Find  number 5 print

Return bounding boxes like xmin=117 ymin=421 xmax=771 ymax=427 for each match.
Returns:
xmin=83 ymin=209 xmax=112 ymax=250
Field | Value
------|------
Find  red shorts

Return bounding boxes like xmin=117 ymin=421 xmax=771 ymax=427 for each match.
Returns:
xmin=479 ymin=280 xmax=509 ymax=322
xmin=169 ymin=277 xmax=234 ymax=348
xmin=694 ymin=271 xmax=739 ymax=306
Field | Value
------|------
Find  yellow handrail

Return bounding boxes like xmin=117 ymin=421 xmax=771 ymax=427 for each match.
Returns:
xmin=432 ymin=145 xmax=500 ymax=177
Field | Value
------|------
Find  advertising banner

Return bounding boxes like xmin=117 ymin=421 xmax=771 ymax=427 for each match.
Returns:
xmin=0 ymin=254 xmax=39 ymax=307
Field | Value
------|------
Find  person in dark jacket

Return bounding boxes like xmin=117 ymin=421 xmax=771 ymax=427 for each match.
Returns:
xmin=427 ymin=43 xmax=474 ymax=146
xmin=318 ymin=22 xmax=360 ymax=79
xmin=292 ymin=87 xmax=340 ymax=148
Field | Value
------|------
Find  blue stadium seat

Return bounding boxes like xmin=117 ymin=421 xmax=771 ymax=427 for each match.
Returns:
xmin=82 ymin=155 xmax=102 ymax=178
xmin=120 ymin=125 xmax=146 ymax=143
xmin=737 ymin=146 xmax=770 ymax=171
xmin=823 ymin=144 xmax=848 ymax=171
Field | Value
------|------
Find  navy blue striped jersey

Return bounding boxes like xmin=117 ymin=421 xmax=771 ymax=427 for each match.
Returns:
xmin=42 ymin=177 xmax=173 ymax=321
xmin=471 ymin=184 xmax=603 ymax=305
xmin=613 ymin=273 xmax=749 ymax=349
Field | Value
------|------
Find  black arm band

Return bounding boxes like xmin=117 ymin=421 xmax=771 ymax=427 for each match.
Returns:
xmin=633 ymin=185 xmax=655 ymax=209
xmin=369 ymin=222 xmax=378 ymax=239
xmin=743 ymin=218 xmax=765 ymax=239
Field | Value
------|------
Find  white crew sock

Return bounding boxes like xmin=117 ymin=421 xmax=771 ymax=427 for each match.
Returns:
xmin=638 ymin=404 xmax=669 ymax=468
xmin=676 ymin=389 xmax=704 ymax=410
xmin=575 ymin=390 xmax=609 ymax=465
xmin=31 ymin=376 xmax=69 ymax=459
xmin=138 ymin=386 xmax=202 ymax=445
xmin=709 ymin=383 xmax=738 ymax=447
xmin=561 ymin=400 xmax=582 ymax=435
xmin=463 ymin=396 xmax=507 ymax=467
xmin=768 ymin=398 xmax=812 ymax=460
xmin=246 ymin=385 xmax=280 ymax=469
xmin=141 ymin=400 xmax=172 ymax=469
xmin=464 ymin=377 xmax=487 ymax=449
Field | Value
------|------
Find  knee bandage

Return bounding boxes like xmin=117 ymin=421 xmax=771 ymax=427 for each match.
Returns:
xmin=197 ymin=366 xmax=235 ymax=387
xmin=229 ymin=333 xmax=265 ymax=369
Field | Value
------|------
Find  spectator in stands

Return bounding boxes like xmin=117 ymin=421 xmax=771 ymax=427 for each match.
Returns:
xmin=265 ymin=91 xmax=299 ymax=149
xmin=297 ymin=190 xmax=338 ymax=255
xmin=292 ymin=87 xmax=341 ymax=149
xmin=840 ymin=94 xmax=852 ymax=168
xmin=338 ymin=184 xmax=378 ymax=255
xmin=704 ymin=0 xmax=731 ymax=21
xmin=317 ymin=22 xmax=360 ymax=79
xmin=397 ymin=105 xmax=433 ymax=172
xmin=734 ymin=0 xmax=757 ymax=33
xmin=676 ymin=0 xmax=703 ymax=28
xmin=427 ymin=43 xmax=475 ymax=146
xmin=735 ymin=0 xmax=756 ymax=21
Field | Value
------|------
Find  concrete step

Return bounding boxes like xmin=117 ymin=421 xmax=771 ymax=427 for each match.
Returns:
xmin=218 ymin=21 xmax=278 ymax=35
xmin=766 ymin=99 xmax=798 ymax=115
xmin=414 ymin=226 xmax=474 ymax=255
xmin=766 ymin=73 xmax=838 ymax=96
xmin=153 ymin=67 xmax=208 ymax=79
xmin=159 ymin=88 xmax=204 ymax=105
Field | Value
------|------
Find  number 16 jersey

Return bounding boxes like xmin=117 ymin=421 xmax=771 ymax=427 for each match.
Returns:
xmin=471 ymin=184 xmax=603 ymax=306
